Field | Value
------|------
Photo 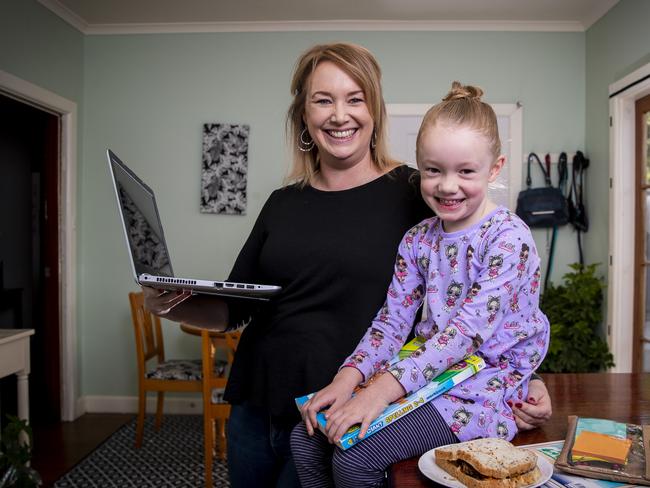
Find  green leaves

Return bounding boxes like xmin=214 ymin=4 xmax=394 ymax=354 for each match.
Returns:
xmin=0 ymin=416 xmax=41 ymax=488
xmin=539 ymin=263 xmax=615 ymax=373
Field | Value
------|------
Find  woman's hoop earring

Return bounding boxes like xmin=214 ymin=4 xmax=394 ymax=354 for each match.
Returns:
xmin=370 ymin=130 xmax=377 ymax=149
xmin=298 ymin=128 xmax=314 ymax=152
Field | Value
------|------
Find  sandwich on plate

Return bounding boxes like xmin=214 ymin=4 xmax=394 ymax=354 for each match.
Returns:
xmin=435 ymin=438 xmax=541 ymax=488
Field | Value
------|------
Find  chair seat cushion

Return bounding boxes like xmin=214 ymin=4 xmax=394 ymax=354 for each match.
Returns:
xmin=146 ymin=359 xmax=203 ymax=380
xmin=146 ymin=359 xmax=229 ymax=381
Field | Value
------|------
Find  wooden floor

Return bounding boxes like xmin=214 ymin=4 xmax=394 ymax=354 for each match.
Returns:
xmin=30 ymin=413 xmax=133 ymax=488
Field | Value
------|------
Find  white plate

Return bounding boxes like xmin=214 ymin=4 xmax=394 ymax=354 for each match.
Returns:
xmin=418 ymin=444 xmax=554 ymax=488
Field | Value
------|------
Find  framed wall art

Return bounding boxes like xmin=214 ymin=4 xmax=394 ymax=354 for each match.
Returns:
xmin=201 ymin=123 xmax=249 ymax=215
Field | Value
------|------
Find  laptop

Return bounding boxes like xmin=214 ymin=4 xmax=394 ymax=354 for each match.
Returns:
xmin=107 ymin=149 xmax=281 ymax=300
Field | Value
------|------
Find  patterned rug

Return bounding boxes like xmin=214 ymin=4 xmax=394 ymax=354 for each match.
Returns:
xmin=54 ymin=415 xmax=230 ymax=487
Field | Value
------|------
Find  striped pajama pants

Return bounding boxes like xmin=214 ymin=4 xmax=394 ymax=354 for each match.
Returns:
xmin=290 ymin=402 xmax=457 ymax=488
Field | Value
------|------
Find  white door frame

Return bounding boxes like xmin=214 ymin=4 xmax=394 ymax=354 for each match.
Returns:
xmin=0 ymin=69 xmax=79 ymax=420
xmin=608 ymin=63 xmax=650 ymax=373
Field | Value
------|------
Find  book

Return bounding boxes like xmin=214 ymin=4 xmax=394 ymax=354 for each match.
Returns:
xmin=523 ymin=440 xmax=637 ymax=488
xmin=556 ymin=417 xmax=650 ymax=486
xmin=295 ymin=337 xmax=485 ymax=450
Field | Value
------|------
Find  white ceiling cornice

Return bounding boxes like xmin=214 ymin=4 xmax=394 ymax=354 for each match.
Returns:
xmin=82 ymin=20 xmax=586 ymax=35
xmin=39 ymin=0 xmax=88 ymax=33
xmin=38 ymin=0 xmax=612 ymax=35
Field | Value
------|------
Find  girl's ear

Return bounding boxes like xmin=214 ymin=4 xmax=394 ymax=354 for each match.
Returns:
xmin=488 ymin=155 xmax=506 ymax=183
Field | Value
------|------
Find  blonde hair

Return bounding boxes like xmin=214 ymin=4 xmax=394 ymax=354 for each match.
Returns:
xmin=416 ymin=81 xmax=501 ymax=161
xmin=286 ymin=43 xmax=398 ymax=187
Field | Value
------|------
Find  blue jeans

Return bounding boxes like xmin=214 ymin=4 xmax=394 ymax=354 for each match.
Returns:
xmin=227 ymin=402 xmax=301 ymax=488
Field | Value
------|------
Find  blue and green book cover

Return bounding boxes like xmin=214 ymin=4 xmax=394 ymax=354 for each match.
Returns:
xmin=295 ymin=337 xmax=485 ymax=450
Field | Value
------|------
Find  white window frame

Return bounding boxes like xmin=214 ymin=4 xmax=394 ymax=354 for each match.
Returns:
xmin=386 ymin=103 xmax=523 ymax=211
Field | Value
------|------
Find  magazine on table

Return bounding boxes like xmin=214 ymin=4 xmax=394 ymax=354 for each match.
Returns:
xmin=295 ymin=336 xmax=485 ymax=450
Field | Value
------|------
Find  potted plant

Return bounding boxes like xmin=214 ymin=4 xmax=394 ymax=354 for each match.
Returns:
xmin=539 ymin=263 xmax=615 ymax=373
xmin=0 ymin=416 xmax=41 ymax=487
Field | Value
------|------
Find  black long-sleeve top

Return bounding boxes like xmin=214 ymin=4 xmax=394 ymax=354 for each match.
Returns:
xmin=224 ymin=165 xmax=431 ymax=422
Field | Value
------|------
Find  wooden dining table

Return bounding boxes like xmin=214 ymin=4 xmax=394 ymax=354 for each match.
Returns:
xmin=389 ymin=373 xmax=650 ymax=487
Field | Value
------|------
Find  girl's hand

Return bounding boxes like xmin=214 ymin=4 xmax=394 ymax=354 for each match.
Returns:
xmin=510 ymin=379 xmax=552 ymax=430
xmin=324 ymin=372 xmax=405 ymax=444
xmin=301 ymin=367 xmax=362 ymax=436
xmin=142 ymin=286 xmax=192 ymax=316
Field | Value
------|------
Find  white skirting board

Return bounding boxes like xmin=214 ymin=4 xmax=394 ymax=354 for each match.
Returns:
xmin=81 ymin=396 xmax=205 ymax=415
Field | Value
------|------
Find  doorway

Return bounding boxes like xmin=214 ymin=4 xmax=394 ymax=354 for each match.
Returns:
xmin=633 ymin=93 xmax=650 ymax=372
xmin=0 ymin=93 xmax=62 ymax=424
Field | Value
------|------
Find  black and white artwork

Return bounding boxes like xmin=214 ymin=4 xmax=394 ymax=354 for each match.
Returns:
xmin=201 ymin=123 xmax=249 ymax=215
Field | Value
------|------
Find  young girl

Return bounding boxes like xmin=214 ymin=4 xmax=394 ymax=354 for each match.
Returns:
xmin=290 ymin=82 xmax=550 ymax=488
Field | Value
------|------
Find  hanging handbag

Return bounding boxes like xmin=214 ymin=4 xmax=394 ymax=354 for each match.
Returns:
xmin=516 ymin=152 xmax=569 ymax=228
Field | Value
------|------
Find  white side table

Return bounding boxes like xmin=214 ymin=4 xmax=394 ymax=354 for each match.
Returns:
xmin=0 ymin=328 xmax=34 ymax=428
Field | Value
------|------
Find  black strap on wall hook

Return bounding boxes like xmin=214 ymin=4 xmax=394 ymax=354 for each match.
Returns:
xmin=568 ymin=151 xmax=589 ymax=266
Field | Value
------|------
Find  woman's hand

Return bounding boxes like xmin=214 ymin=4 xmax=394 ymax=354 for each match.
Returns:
xmin=142 ymin=286 xmax=193 ymax=316
xmin=301 ymin=367 xmax=362 ymax=436
xmin=323 ymin=372 xmax=405 ymax=444
xmin=510 ymin=379 xmax=552 ymax=430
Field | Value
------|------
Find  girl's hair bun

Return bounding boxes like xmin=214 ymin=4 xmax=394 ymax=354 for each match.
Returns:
xmin=442 ymin=81 xmax=484 ymax=102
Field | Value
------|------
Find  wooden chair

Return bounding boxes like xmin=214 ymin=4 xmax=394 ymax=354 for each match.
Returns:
xmin=128 ymin=291 xmax=202 ymax=447
xmin=201 ymin=328 xmax=241 ymax=488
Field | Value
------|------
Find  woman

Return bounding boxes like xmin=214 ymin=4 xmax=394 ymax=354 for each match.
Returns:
xmin=144 ymin=42 xmax=551 ymax=488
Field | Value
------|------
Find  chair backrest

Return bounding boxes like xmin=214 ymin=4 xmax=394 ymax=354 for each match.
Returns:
xmin=200 ymin=329 xmax=241 ymax=392
xmin=128 ymin=291 xmax=165 ymax=378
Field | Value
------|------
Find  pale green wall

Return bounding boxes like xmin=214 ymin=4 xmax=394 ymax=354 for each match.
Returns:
xmin=0 ymin=0 xmax=85 ymax=400
xmin=82 ymin=31 xmax=585 ymax=396
xmin=2 ymin=0 xmax=592 ymax=399
xmin=0 ymin=0 xmax=84 ymax=102
xmin=585 ymin=0 xmax=650 ymax=282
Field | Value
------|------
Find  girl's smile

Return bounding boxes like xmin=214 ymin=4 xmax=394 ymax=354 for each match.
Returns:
xmin=417 ymin=123 xmax=505 ymax=233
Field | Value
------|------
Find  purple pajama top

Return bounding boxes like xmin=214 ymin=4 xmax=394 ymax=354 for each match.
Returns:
xmin=342 ymin=206 xmax=550 ymax=442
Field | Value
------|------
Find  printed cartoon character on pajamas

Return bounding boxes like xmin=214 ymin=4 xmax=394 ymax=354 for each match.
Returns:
xmin=480 ymin=218 xmax=494 ymax=238
xmin=466 ymin=244 xmax=475 ymax=263
xmin=529 ymin=350 xmax=541 ymax=367
xmin=445 ymin=243 xmax=459 ymax=273
xmin=378 ymin=303 xmax=390 ymax=323
xmin=464 ymin=282 xmax=481 ymax=304
xmin=517 ymin=243 xmax=529 ymax=278
xmin=485 ymin=375 xmax=504 ymax=392
xmin=346 ymin=350 xmax=369 ymax=366
xmin=470 ymin=333 xmax=484 ymax=353
xmin=509 ymin=292 xmax=520 ymax=313
xmin=487 ymin=295 xmax=500 ymax=325
xmin=498 ymin=354 xmax=509 ymax=370
xmin=496 ymin=421 xmax=509 ymax=439
xmin=504 ymin=370 xmax=523 ymax=387
xmin=395 ymin=254 xmax=408 ymax=283
xmin=450 ymin=406 xmax=473 ymax=434
xmin=530 ymin=267 xmax=541 ymax=295
xmin=444 ymin=281 xmax=463 ymax=312
xmin=404 ymin=226 xmax=418 ymax=249
xmin=422 ymin=363 xmax=439 ymax=382
xmin=402 ymin=284 xmax=424 ymax=307
xmin=488 ymin=254 xmax=504 ymax=280
xmin=435 ymin=326 xmax=457 ymax=350
xmin=477 ymin=410 xmax=493 ymax=429
xmin=369 ymin=328 xmax=384 ymax=349
xmin=389 ymin=365 xmax=406 ymax=381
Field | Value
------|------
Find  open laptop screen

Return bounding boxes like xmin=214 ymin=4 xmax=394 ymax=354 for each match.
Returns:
xmin=109 ymin=153 xmax=173 ymax=278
